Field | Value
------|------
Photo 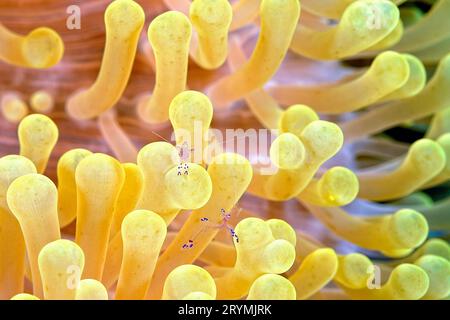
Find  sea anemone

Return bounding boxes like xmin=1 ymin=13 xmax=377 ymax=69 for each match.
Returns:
xmin=0 ymin=0 xmax=449 ymax=300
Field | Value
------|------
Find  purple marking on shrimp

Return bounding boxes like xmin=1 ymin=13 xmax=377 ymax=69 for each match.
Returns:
xmin=182 ymin=239 xmax=194 ymax=249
